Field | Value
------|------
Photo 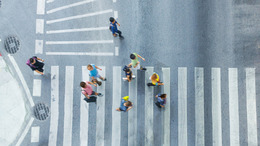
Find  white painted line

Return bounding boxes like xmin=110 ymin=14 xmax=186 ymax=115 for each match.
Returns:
xmin=178 ymin=67 xmax=187 ymax=146
xmin=246 ymin=68 xmax=258 ymax=146
xmin=114 ymin=11 xmax=118 ymax=19
xmin=212 ymin=68 xmax=222 ymax=146
xmin=80 ymin=66 xmax=90 ymax=146
xmin=162 ymin=68 xmax=170 ymax=146
xmin=113 ymin=0 xmax=116 ymax=3
xmin=31 ymin=127 xmax=40 ymax=143
xmin=36 ymin=19 xmax=44 ymax=34
xmin=229 ymin=68 xmax=240 ymax=146
xmin=35 ymin=40 xmax=43 ymax=54
xmin=112 ymin=66 xmax=121 ymax=146
xmin=115 ymin=47 xmax=119 ymax=56
xmin=63 ymin=66 xmax=74 ymax=146
xmin=96 ymin=66 xmax=106 ymax=146
xmin=195 ymin=67 xmax=205 ymax=146
xmin=46 ymin=27 xmax=108 ymax=34
xmin=33 ymin=79 xmax=42 ymax=97
xmin=46 ymin=9 xmax=113 ymax=24
xmin=46 ymin=52 xmax=114 ymax=56
xmin=47 ymin=0 xmax=95 ymax=14
xmin=37 ymin=0 xmax=45 ymax=15
xmin=8 ymin=55 xmax=34 ymax=107
xmin=128 ymin=69 xmax=138 ymax=146
xmin=46 ymin=40 xmax=113 ymax=44
xmin=15 ymin=118 xmax=34 ymax=146
xmin=48 ymin=66 xmax=59 ymax=146
xmin=46 ymin=0 xmax=54 ymax=3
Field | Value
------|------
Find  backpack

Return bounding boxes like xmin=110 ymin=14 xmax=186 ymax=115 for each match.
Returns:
xmin=123 ymin=65 xmax=128 ymax=71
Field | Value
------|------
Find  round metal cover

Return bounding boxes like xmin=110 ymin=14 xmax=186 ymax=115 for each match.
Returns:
xmin=4 ymin=36 xmax=20 ymax=54
xmin=33 ymin=103 xmax=50 ymax=121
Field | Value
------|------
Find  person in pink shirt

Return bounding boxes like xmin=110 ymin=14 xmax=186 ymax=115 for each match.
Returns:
xmin=80 ymin=81 xmax=103 ymax=103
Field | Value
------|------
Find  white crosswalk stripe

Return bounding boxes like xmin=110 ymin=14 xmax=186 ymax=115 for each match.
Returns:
xmin=96 ymin=66 xmax=106 ymax=146
xmin=41 ymin=66 xmax=259 ymax=146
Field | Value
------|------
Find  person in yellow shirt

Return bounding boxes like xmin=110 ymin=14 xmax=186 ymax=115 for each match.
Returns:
xmin=147 ymin=73 xmax=164 ymax=87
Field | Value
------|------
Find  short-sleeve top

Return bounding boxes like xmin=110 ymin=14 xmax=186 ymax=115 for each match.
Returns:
xmin=131 ymin=53 xmax=139 ymax=67
xmin=157 ymin=94 xmax=166 ymax=105
xmin=89 ymin=64 xmax=98 ymax=77
xmin=151 ymin=73 xmax=160 ymax=85
xmin=120 ymin=99 xmax=128 ymax=112
xmin=81 ymin=81 xmax=93 ymax=95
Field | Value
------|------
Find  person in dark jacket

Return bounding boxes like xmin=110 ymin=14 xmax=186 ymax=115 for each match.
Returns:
xmin=27 ymin=56 xmax=45 ymax=75
xmin=155 ymin=94 xmax=167 ymax=108
xmin=109 ymin=17 xmax=124 ymax=39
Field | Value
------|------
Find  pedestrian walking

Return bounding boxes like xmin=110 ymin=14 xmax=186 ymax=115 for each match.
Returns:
xmin=128 ymin=53 xmax=146 ymax=71
xmin=26 ymin=56 xmax=45 ymax=75
xmin=87 ymin=64 xmax=106 ymax=81
xmin=80 ymin=81 xmax=103 ymax=103
xmin=109 ymin=17 xmax=124 ymax=39
xmin=155 ymin=94 xmax=167 ymax=108
xmin=122 ymin=65 xmax=135 ymax=82
xmin=147 ymin=72 xmax=164 ymax=86
xmin=116 ymin=96 xmax=133 ymax=112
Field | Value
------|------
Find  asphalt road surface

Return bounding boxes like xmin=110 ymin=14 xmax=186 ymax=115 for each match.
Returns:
xmin=0 ymin=0 xmax=260 ymax=145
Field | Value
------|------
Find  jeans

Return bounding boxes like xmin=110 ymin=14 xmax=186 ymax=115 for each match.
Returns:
xmin=115 ymin=30 xmax=122 ymax=37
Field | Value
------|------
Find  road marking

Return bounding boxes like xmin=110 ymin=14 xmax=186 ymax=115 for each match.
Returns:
xmin=115 ymin=47 xmax=119 ymax=56
xmin=46 ymin=52 xmax=114 ymax=56
xmin=35 ymin=40 xmax=43 ymax=54
xmin=113 ymin=0 xmax=116 ymax=3
xmin=195 ymin=67 xmax=205 ymax=146
xmin=36 ymin=19 xmax=44 ymax=34
xmin=96 ymin=66 xmax=106 ymax=146
xmin=128 ymin=69 xmax=138 ymax=146
xmin=80 ymin=66 xmax=89 ymax=146
xmin=15 ymin=118 xmax=34 ymax=146
xmin=212 ymin=68 xmax=222 ymax=146
xmin=8 ymin=55 xmax=34 ymax=107
xmin=47 ymin=0 xmax=94 ymax=14
xmin=31 ymin=127 xmax=40 ymax=143
xmin=246 ymin=68 xmax=258 ymax=146
xmin=46 ymin=0 xmax=54 ymax=3
xmin=46 ymin=9 xmax=113 ymax=24
xmin=46 ymin=27 xmax=108 ymax=34
xmin=229 ymin=68 xmax=240 ymax=146
xmin=33 ymin=79 xmax=41 ymax=97
xmin=48 ymin=66 xmax=59 ymax=146
xmin=162 ymin=68 xmax=170 ymax=146
xmin=145 ymin=67 xmax=154 ymax=146
xmin=112 ymin=66 xmax=121 ymax=146
xmin=178 ymin=67 xmax=187 ymax=146
xmin=114 ymin=11 xmax=118 ymax=19
xmin=63 ymin=66 xmax=74 ymax=146
xmin=46 ymin=40 xmax=113 ymax=44
xmin=37 ymin=0 xmax=45 ymax=15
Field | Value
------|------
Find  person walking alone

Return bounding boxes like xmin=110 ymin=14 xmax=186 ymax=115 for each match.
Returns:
xmin=155 ymin=94 xmax=167 ymax=108
xmin=26 ymin=56 xmax=45 ymax=75
xmin=109 ymin=17 xmax=124 ymax=39
xmin=116 ymin=96 xmax=133 ymax=112
xmin=147 ymin=72 xmax=164 ymax=86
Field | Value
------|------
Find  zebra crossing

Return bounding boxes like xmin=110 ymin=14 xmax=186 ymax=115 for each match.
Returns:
xmin=43 ymin=66 xmax=258 ymax=146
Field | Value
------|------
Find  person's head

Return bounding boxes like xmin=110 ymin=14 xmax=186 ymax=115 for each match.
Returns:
xmin=130 ymin=54 xmax=136 ymax=60
xmin=109 ymin=17 xmax=115 ymax=23
xmin=125 ymin=68 xmax=130 ymax=73
xmin=125 ymin=101 xmax=132 ymax=107
xmin=151 ymin=73 xmax=158 ymax=81
xmin=160 ymin=94 xmax=167 ymax=99
xmin=87 ymin=64 xmax=93 ymax=71
xmin=80 ymin=82 xmax=86 ymax=88
xmin=30 ymin=58 xmax=35 ymax=64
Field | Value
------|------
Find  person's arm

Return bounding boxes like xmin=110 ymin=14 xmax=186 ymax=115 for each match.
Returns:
xmin=160 ymin=105 xmax=165 ymax=108
xmin=137 ymin=54 xmax=145 ymax=61
xmin=84 ymin=93 xmax=90 ymax=99
xmin=95 ymin=66 xmax=102 ymax=71
xmin=133 ymin=61 xmax=139 ymax=68
xmin=35 ymin=70 xmax=44 ymax=75
xmin=126 ymin=106 xmax=133 ymax=111
xmin=157 ymin=83 xmax=164 ymax=85
xmin=128 ymin=63 xmax=132 ymax=67
xmin=127 ymin=75 xmax=131 ymax=82
xmin=36 ymin=57 xmax=44 ymax=62
xmin=88 ymin=81 xmax=97 ymax=87
xmin=117 ymin=22 xmax=120 ymax=26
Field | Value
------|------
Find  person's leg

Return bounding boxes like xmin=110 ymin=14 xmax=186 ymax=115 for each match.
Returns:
xmin=140 ymin=66 xmax=146 ymax=71
xmin=116 ymin=108 xmax=122 ymax=111
xmin=147 ymin=83 xmax=156 ymax=86
xmin=93 ymin=91 xmax=103 ymax=97
xmin=155 ymin=102 xmax=161 ymax=108
xmin=116 ymin=30 xmax=122 ymax=37
xmin=98 ymin=74 xmax=106 ymax=81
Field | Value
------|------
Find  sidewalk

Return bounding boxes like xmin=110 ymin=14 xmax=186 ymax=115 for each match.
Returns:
xmin=0 ymin=54 xmax=27 ymax=146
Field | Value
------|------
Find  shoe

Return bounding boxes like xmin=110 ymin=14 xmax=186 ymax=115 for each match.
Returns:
xmin=119 ymin=36 xmax=124 ymax=39
xmin=122 ymin=77 xmax=127 ymax=81
xmin=141 ymin=67 xmax=146 ymax=71
xmin=102 ymin=78 xmax=107 ymax=81
xmin=98 ymin=93 xmax=103 ymax=97
xmin=132 ymin=75 xmax=136 ymax=79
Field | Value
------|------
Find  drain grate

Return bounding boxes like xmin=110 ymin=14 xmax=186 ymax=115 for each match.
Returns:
xmin=4 ymin=36 xmax=20 ymax=54
xmin=34 ymin=103 xmax=50 ymax=121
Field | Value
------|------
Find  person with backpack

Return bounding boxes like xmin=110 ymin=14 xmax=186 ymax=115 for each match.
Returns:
xmin=147 ymin=72 xmax=164 ymax=86
xmin=87 ymin=64 xmax=106 ymax=81
xmin=128 ymin=53 xmax=146 ymax=71
xmin=116 ymin=96 xmax=133 ymax=112
xmin=26 ymin=56 xmax=45 ymax=75
xmin=109 ymin=17 xmax=124 ymax=39
xmin=122 ymin=65 xmax=135 ymax=82
xmin=155 ymin=94 xmax=167 ymax=108
xmin=80 ymin=81 xmax=103 ymax=103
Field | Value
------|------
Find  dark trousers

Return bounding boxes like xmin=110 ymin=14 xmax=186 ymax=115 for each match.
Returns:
xmin=115 ymin=30 xmax=122 ymax=37
xmin=84 ymin=96 xmax=97 ymax=103
xmin=36 ymin=62 xmax=45 ymax=72
xmin=147 ymin=83 xmax=156 ymax=86
xmin=155 ymin=102 xmax=161 ymax=108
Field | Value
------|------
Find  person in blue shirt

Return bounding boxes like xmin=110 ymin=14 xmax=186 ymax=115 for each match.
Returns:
xmin=155 ymin=94 xmax=167 ymax=108
xmin=109 ymin=17 xmax=124 ymax=39
xmin=87 ymin=64 xmax=106 ymax=81
xmin=116 ymin=98 xmax=133 ymax=112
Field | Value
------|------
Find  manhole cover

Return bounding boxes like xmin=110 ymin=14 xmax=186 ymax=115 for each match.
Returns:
xmin=33 ymin=103 xmax=50 ymax=121
xmin=4 ymin=36 xmax=20 ymax=54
